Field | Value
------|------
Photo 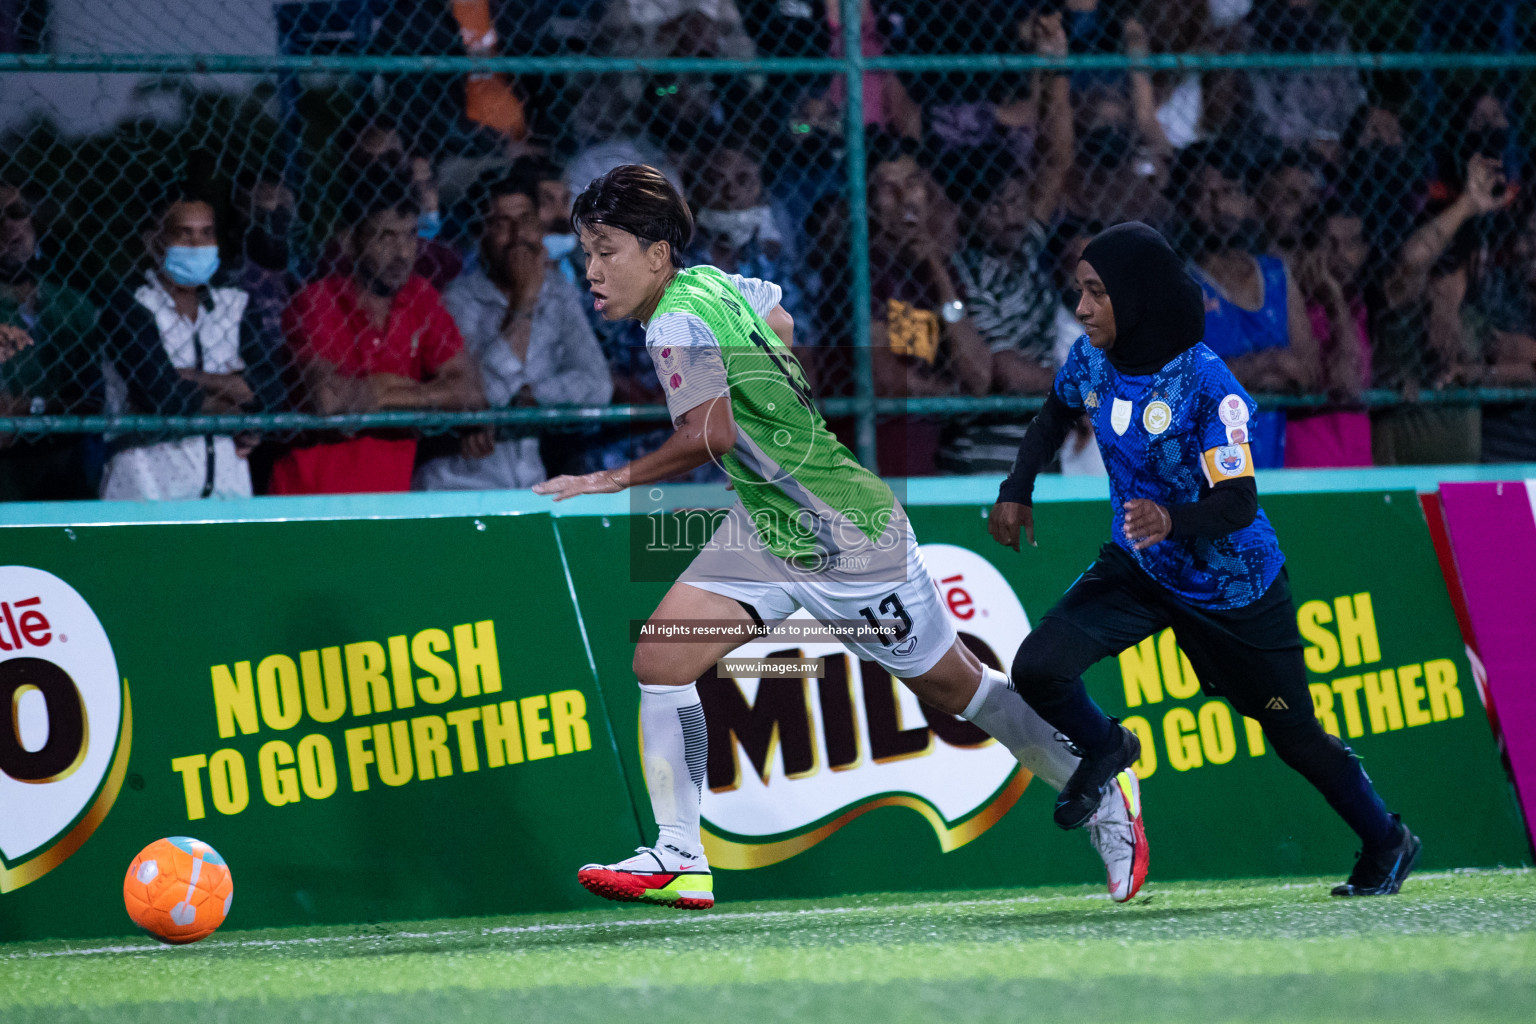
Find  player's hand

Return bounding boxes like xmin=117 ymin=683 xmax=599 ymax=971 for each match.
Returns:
xmin=989 ymin=501 xmax=1035 ymax=552
xmin=1123 ymin=499 xmax=1172 ymax=550
xmin=533 ymin=470 xmax=624 ymax=502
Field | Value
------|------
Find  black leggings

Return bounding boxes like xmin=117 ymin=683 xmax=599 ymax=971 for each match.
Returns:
xmin=1010 ymin=545 xmax=1397 ymax=850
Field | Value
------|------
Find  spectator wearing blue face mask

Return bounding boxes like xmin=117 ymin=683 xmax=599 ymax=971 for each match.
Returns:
xmin=506 ymin=156 xmax=582 ymax=287
xmin=97 ymin=183 xmax=287 ymax=500
xmin=407 ymin=155 xmax=463 ymax=288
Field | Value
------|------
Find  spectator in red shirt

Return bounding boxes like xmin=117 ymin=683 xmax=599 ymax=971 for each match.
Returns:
xmin=315 ymin=121 xmax=464 ymax=291
xmin=269 ymin=166 xmax=484 ymax=494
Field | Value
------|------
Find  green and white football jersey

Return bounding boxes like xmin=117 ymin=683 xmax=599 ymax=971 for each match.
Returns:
xmin=648 ymin=266 xmax=897 ymax=565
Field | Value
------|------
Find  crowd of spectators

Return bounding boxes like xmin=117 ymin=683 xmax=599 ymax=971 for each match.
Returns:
xmin=2 ymin=0 xmax=1535 ymax=499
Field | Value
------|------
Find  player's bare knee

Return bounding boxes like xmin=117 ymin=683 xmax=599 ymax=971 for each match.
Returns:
xmin=907 ymin=678 xmax=970 ymax=716
xmin=632 ymin=643 xmax=684 ymax=687
xmin=904 ymin=660 xmax=980 ymax=716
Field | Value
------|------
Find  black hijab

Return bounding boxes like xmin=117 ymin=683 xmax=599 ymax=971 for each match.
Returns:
xmin=1079 ymin=221 xmax=1205 ymax=376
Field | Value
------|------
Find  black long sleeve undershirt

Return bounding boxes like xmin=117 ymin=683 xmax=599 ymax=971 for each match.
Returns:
xmin=1167 ymin=477 xmax=1258 ymax=538
xmin=997 ymin=392 xmax=1261 ymax=540
xmin=997 ymin=391 xmax=1079 ymax=505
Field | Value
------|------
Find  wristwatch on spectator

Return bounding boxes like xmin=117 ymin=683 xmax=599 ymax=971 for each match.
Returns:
xmin=939 ymin=299 xmax=966 ymax=324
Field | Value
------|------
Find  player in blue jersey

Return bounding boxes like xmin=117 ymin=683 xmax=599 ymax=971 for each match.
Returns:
xmin=989 ymin=222 xmax=1420 ymax=897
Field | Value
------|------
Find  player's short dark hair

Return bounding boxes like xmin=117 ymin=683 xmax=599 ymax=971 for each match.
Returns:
xmin=343 ymin=163 xmax=419 ymax=231
xmin=571 ymin=164 xmax=691 ymax=268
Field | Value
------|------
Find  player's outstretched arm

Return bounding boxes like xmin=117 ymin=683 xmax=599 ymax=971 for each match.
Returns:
xmin=989 ymin=391 xmax=1081 ymax=550
xmin=533 ymin=394 xmax=738 ymax=501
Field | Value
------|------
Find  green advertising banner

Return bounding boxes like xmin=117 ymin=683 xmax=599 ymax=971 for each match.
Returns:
xmin=0 ymin=512 xmax=641 ymax=942
xmin=2 ymin=487 xmax=1526 ymax=942
xmin=561 ymin=490 xmax=1529 ymax=904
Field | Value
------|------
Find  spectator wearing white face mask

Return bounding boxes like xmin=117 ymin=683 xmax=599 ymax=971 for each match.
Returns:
xmin=682 ymin=143 xmax=810 ymax=341
xmin=97 ymin=183 xmax=286 ymax=500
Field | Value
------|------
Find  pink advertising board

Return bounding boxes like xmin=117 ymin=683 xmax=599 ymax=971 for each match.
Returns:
xmin=1437 ymin=481 xmax=1536 ymax=851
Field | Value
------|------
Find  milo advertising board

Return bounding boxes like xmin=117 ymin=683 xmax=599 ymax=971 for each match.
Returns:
xmin=0 ymin=513 xmax=641 ymax=942
xmin=568 ymin=489 xmax=1529 ymax=902
xmin=0 ymin=488 xmax=1527 ymax=942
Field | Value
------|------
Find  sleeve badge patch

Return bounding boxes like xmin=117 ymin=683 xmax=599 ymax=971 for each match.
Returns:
xmin=668 ymin=372 xmax=684 ymax=392
xmin=1219 ymin=394 xmax=1249 ymax=426
xmin=1226 ymin=424 xmax=1247 ymax=444
xmin=1216 ymin=444 xmax=1247 ymax=476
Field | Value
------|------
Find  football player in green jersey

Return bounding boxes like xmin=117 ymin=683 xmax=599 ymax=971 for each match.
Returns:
xmin=535 ymin=165 xmax=1146 ymax=909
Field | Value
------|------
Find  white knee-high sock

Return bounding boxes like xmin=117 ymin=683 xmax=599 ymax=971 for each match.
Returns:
xmin=960 ymin=666 xmax=1079 ymax=791
xmin=639 ymin=682 xmax=708 ymax=855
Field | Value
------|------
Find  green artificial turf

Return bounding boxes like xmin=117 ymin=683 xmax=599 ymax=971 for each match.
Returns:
xmin=3 ymin=869 xmax=1534 ymax=1023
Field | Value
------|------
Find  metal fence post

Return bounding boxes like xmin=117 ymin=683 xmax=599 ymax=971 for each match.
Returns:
xmin=839 ymin=0 xmax=877 ymax=471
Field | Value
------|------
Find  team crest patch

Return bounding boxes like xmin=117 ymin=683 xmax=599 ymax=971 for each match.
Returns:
xmin=1142 ymin=401 xmax=1172 ymax=435
xmin=1216 ymin=444 xmax=1247 ymax=476
xmin=1110 ymin=398 xmax=1133 ymax=436
xmin=1219 ymin=394 xmax=1249 ymax=426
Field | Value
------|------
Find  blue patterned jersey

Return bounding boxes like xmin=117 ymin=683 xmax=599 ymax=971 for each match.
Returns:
xmin=1055 ymin=336 xmax=1285 ymax=609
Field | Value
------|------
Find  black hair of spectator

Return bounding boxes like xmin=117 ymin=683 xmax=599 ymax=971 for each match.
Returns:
xmin=942 ymin=143 xmax=1024 ymax=216
xmin=342 ymin=164 xmax=419 ymax=231
xmin=1321 ymin=190 xmax=1370 ymax=223
xmin=509 ymin=154 xmax=564 ymax=188
xmin=1342 ymin=104 xmax=1383 ymax=151
xmin=0 ymin=169 xmax=43 ymax=203
xmin=232 ymin=163 xmax=285 ymax=195
xmin=571 ymin=164 xmax=692 ymax=269
xmin=1266 ymin=146 xmax=1321 ymax=177
xmin=1047 ymin=214 xmax=1106 ymax=264
xmin=1077 ymin=125 xmax=1135 ymax=175
xmin=484 ymin=172 xmax=539 ymax=209
xmin=143 ymin=179 xmax=219 ymax=231
xmin=865 ymin=129 xmax=923 ymax=178
xmin=1167 ymin=138 xmax=1254 ymax=211
xmin=340 ymin=112 xmax=402 ymax=156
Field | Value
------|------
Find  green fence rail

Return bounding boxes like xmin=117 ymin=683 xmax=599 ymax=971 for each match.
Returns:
xmin=3 ymin=388 xmax=1527 ymax=439
xmin=5 ymin=52 xmax=1536 ymax=75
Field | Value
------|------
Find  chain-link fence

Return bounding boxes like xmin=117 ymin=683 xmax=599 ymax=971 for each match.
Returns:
xmin=1 ymin=1 xmax=1535 ymax=498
